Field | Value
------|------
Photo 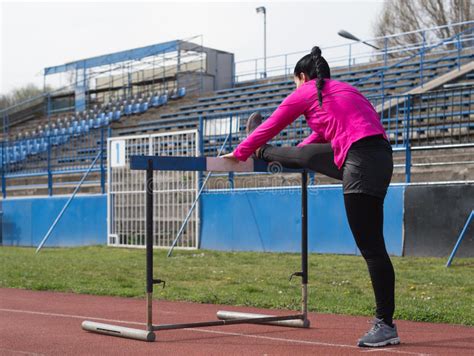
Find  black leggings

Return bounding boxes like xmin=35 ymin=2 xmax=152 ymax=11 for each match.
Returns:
xmin=259 ymin=142 xmax=395 ymax=325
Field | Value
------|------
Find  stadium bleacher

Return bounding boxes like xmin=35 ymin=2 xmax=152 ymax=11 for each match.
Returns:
xmin=1 ymin=25 xmax=474 ymax=196
xmin=1 ymin=87 xmax=186 ymax=167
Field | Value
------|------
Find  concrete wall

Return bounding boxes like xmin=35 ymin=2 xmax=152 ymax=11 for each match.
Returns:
xmin=403 ymin=183 xmax=474 ymax=257
xmin=1 ymin=194 xmax=107 ymax=247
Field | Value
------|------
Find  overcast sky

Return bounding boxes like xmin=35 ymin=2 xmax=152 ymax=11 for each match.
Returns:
xmin=0 ymin=0 xmax=384 ymax=94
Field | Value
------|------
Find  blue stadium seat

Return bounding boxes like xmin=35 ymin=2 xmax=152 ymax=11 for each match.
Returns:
xmin=92 ymin=117 xmax=101 ymax=128
xmin=74 ymin=125 xmax=83 ymax=136
xmin=59 ymin=128 xmax=69 ymax=144
xmin=51 ymin=129 xmax=60 ymax=145
xmin=82 ymin=121 xmax=90 ymax=133
xmin=160 ymin=94 xmax=168 ymax=105
xmin=132 ymin=101 xmax=140 ymax=115
xmin=103 ymin=114 xmax=112 ymax=126
xmin=105 ymin=111 xmax=114 ymax=122
xmin=124 ymin=103 xmax=133 ymax=116
xmin=112 ymin=109 xmax=121 ymax=121
xmin=151 ymin=94 xmax=161 ymax=107
xmin=140 ymin=101 xmax=149 ymax=113
xmin=30 ymin=141 xmax=39 ymax=155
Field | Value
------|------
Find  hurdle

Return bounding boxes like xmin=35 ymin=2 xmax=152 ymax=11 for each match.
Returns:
xmin=82 ymin=156 xmax=311 ymax=341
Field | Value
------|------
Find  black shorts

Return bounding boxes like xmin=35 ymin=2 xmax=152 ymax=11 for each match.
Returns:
xmin=342 ymin=135 xmax=393 ymax=199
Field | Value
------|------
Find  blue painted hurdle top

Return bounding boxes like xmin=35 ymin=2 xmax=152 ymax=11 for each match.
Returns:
xmin=130 ymin=156 xmax=308 ymax=173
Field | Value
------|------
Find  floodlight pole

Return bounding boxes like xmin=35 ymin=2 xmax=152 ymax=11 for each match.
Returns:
xmin=256 ymin=6 xmax=267 ymax=78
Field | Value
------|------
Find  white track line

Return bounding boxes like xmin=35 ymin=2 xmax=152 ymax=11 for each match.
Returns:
xmin=0 ymin=308 xmax=429 ymax=356
xmin=0 ymin=348 xmax=45 ymax=356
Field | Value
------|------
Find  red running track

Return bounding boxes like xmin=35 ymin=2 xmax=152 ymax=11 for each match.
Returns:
xmin=0 ymin=288 xmax=472 ymax=355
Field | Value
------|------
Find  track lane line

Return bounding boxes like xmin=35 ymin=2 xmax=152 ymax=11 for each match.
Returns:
xmin=0 ymin=348 xmax=45 ymax=356
xmin=0 ymin=308 xmax=429 ymax=355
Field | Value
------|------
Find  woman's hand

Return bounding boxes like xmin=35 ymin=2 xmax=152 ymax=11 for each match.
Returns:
xmin=219 ymin=152 xmax=239 ymax=162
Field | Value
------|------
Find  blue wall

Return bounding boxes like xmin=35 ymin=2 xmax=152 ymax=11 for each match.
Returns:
xmin=1 ymin=194 xmax=107 ymax=247
xmin=200 ymin=185 xmax=404 ymax=256
xmin=1 ymin=186 xmax=405 ymax=255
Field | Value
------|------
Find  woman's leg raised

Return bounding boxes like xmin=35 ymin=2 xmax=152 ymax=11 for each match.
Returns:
xmin=259 ymin=144 xmax=343 ymax=181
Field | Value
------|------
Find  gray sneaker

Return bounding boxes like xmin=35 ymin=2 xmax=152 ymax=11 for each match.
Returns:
xmin=245 ymin=112 xmax=263 ymax=135
xmin=245 ymin=112 xmax=267 ymax=159
xmin=357 ymin=318 xmax=400 ymax=347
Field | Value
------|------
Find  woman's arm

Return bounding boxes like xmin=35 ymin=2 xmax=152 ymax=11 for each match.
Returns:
xmin=233 ymin=90 xmax=311 ymax=161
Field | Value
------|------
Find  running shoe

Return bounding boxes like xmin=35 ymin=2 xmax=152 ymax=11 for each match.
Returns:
xmin=357 ymin=318 xmax=400 ymax=347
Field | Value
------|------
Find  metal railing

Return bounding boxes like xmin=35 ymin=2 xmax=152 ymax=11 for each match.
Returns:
xmin=1 ymin=87 xmax=472 ymax=196
xmin=234 ymin=21 xmax=474 ymax=83
xmin=199 ymin=87 xmax=474 ymax=186
xmin=1 ymin=127 xmax=107 ymax=197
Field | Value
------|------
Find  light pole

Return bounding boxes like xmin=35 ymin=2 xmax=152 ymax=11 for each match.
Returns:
xmin=337 ymin=29 xmax=380 ymax=50
xmin=256 ymin=6 xmax=267 ymax=78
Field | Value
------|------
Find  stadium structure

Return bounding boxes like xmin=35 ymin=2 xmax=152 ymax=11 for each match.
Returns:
xmin=1 ymin=23 xmax=473 ymax=258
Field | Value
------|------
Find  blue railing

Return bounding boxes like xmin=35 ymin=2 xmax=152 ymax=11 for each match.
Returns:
xmin=1 ymin=127 xmax=108 ymax=197
xmin=1 ymin=87 xmax=472 ymax=196
xmin=200 ymin=87 xmax=474 ymax=184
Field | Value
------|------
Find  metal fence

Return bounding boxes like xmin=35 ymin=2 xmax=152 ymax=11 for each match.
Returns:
xmin=107 ymin=130 xmax=199 ymax=249
xmin=0 ymin=87 xmax=473 ymax=196
xmin=234 ymin=21 xmax=474 ymax=83
xmin=1 ymin=126 xmax=107 ymax=197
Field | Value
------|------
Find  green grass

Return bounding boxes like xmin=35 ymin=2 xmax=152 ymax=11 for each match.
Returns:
xmin=0 ymin=246 xmax=472 ymax=325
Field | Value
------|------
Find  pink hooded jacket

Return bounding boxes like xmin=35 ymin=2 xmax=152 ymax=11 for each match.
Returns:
xmin=232 ymin=79 xmax=387 ymax=169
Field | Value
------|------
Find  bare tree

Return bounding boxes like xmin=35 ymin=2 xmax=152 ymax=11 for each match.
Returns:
xmin=373 ymin=0 xmax=473 ymax=53
xmin=0 ymin=84 xmax=47 ymax=111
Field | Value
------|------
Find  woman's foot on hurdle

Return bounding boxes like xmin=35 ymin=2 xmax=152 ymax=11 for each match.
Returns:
xmin=245 ymin=112 xmax=269 ymax=159
xmin=357 ymin=318 xmax=400 ymax=347
xmin=246 ymin=111 xmax=263 ymax=135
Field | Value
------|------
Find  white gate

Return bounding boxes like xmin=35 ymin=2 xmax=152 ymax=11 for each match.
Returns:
xmin=107 ymin=130 xmax=199 ymax=249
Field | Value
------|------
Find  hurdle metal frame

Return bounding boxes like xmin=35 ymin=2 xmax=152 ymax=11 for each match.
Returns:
xmin=82 ymin=156 xmax=311 ymax=342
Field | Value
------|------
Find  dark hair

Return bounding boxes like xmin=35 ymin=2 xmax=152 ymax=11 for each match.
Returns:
xmin=293 ymin=46 xmax=331 ymax=107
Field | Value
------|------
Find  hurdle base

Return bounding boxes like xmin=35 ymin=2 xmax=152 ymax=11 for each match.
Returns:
xmin=216 ymin=311 xmax=310 ymax=328
xmin=82 ymin=321 xmax=155 ymax=342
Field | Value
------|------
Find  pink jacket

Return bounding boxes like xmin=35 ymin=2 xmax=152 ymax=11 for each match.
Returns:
xmin=233 ymin=79 xmax=387 ymax=169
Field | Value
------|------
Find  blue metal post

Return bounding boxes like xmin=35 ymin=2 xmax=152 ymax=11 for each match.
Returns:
xmin=228 ymin=115 xmax=234 ymax=189
xmin=381 ymin=38 xmax=388 ymax=104
xmin=446 ymin=210 xmax=474 ymax=267
xmin=1 ymin=140 xmax=5 ymax=198
xmin=198 ymin=116 xmax=204 ymax=190
xmin=100 ymin=127 xmax=105 ymax=194
xmin=47 ymin=94 xmax=53 ymax=196
xmin=405 ymin=95 xmax=412 ymax=183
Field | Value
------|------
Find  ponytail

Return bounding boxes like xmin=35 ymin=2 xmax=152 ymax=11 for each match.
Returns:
xmin=294 ymin=46 xmax=331 ymax=107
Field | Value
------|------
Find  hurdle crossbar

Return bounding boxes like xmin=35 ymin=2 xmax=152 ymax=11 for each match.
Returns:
xmin=129 ymin=155 xmax=307 ymax=173
xmin=82 ymin=156 xmax=311 ymax=342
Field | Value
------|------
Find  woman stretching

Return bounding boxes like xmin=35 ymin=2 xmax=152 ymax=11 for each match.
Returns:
xmin=222 ymin=47 xmax=399 ymax=348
